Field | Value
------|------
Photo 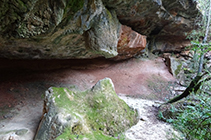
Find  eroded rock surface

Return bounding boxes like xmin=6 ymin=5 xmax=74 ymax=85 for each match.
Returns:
xmin=103 ymin=0 xmax=199 ymax=53
xmin=0 ymin=0 xmax=200 ymax=59
xmin=34 ymin=78 xmax=138 ymax=140
xmin=114 ymin=25 xmax=147 ymax=60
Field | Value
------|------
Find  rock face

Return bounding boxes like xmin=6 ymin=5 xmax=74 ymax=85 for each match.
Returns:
xmin=113 ymin=25 xmax=147 ymax=60
xmin=34 ymin=78 xmax=138 ymax=140
xmin=168 ymin=56 xmax=186 ymax=85
xmin=103 ymin=0 xmax=199 ymax=53
xmin=0 ymin=0 xmax=200 ymax=59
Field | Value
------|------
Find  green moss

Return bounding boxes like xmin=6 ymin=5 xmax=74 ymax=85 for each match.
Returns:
xmin=122 ymin=36 xmax=128 ymax=42
xmin=12 ymin=0 xmax=28 ymax=13
xmin=105 ymin=8 xmax=113 ymax=21
xmin=52 ymin=87 xmax=79 ymax=110
xmin=175 ymin=64 xmax=182 ymax=76
xmin=68 ymin=0 xmax=84 ymax=13
xmin=50 ymin=79 xmax=138 ymax=140
xmin=62 ymin=0 xmax=84 ymax=22
xmin=0 ymin=0 xmax=29 ymax=36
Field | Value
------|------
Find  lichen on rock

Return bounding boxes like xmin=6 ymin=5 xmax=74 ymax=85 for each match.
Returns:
xmin=34 ymin=78 xmax=138 ymax=140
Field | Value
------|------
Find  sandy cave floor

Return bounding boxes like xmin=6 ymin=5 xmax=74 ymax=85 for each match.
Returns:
xmin=0 ymin=57 xmax=181 ymax=140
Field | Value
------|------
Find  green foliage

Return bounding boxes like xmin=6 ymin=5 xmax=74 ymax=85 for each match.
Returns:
xmin=190 ymin=40 xmax=211 ymax=53
xmin=161 ymin=93 xmax=211 ymax=140
xmin=160 ymin=1 xmax=211 ymax=139
xmin=188 ymin=0 xmax=211 ymax=40
xmin=175 ymin=64 xmax=182 ymax=76
xmin=187 ymin=0 xmax=211 ymax=52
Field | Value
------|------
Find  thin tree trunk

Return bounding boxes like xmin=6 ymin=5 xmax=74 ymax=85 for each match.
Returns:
xmin=163 ymin=75 xmax=203 ymax=104
xmin=198 ymin=0 xmax=211 ymax=75
xmin=162 ymin=72 xmax=211 ymax=105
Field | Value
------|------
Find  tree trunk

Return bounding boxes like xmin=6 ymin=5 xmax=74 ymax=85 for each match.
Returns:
xmin=198 ymin=0 xmax=211 ymax=75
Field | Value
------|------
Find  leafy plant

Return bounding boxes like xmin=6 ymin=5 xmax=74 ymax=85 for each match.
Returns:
xmin=158 ymin=1 xmax=211 ymax=139
xmin=166 ymin=93 xmax=211 ymax=140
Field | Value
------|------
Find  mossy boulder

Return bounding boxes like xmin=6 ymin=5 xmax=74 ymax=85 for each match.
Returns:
xmin=34 ymin=78 xmax=138 ymax=140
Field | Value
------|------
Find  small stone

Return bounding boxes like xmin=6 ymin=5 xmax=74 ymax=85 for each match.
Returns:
xmin=9 ymin=136 xmax=14 ymax=140
xmin=15 ymin=129 xmax=28 ymax=136
xmin=9 ymin=88 xmax=14 ymax=91
xmin=174 ymin=86 xmax=186 ymax=91
xmin=140 ymin=116 xmax=147 ymax=121
xmin=172 ymin=91 xmax=176 ymax=95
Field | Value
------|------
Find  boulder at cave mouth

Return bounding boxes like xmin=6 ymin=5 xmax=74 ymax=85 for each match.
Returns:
xmin=34 ymin=78 xmax=138 ymax=140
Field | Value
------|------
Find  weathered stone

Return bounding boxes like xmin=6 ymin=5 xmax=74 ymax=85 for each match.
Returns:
xmin=103 ymin=0 xmax=199 ymax=34
xmin=0 ymin=0 xmax=201 ymax=59
xmin=112 ymin=25 xmax=147 ymax=60
xmin=0 ymin=0 xmax=120 ymax=59
xmin=0 ymin=129 xmax=29 ymax=140
xmin=149 ymin=38 xmax=191 ymax=54
xmin=103 ymin=0 xmax=200 ymax=53
xmin=164 ymin=55 xmax=186 ymax=85
xmin=85 ymin=9 xmax=120 ymax=58
xmin=34 ymin=78 xmax=138 ymax=140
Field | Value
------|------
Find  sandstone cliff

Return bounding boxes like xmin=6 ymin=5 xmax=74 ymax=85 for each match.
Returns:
xmin=0 ymin=0 xmax=200 ymax=59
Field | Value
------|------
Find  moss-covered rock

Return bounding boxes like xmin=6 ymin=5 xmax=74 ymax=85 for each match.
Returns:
xmin=34 ymin=78 xmax=138 ymax=140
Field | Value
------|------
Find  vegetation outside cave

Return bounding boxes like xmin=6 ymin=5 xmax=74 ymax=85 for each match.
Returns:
xmin=158 ymin=0 xmax=211 ymax=139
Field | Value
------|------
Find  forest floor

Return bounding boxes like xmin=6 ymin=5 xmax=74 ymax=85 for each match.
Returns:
xmin=0 ymin=56 xmax=182 ymax=140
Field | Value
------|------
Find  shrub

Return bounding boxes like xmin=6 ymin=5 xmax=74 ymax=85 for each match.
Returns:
xmin=160 ymin=93 xmax=211 ymax=140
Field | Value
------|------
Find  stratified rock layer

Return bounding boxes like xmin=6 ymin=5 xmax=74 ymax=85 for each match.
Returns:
xmin=114 ymin=25 xmax=147 ymax=60
xmin=103 ymin=0 xmax=199 ymax=53
xmin=0 ymin=0 xmax=200 ymax=59
xmin=34 ymin=78 xmax=138 ymax=140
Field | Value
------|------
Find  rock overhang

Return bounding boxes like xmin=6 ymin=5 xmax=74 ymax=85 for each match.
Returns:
xmin=0 ymin=0 xmax=201 ymax=59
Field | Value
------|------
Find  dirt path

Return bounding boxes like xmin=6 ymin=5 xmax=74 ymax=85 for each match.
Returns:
xmin=119 ymin=95 xmax=183 ymax=140
xmin=0 ymin=57 xmax=177 ymax=140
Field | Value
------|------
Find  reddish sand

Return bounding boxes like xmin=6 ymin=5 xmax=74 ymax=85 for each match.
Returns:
xmin=0 ymin=57 xmax=175 ymax=109
xmin=0 ymin=57 xmax=175 ymax=139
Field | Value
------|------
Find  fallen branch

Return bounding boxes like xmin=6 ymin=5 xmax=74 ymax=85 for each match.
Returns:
xmin=162 ymin=72 xmax=210 ymax=105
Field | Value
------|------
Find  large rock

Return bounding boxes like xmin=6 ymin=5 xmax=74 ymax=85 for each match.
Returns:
xmin=34 ymin=78 xmax=138 ymax=140
xmin=103 ymin=0 xmax=200 ymax=53
xmin=0 ymin=0 xmax=118 ymax=59
xmin=164 ymin=55 xmax=186 ymax=85
xmin=0 ymin=0 xmax=200 ymax=59
xmin=0 ymin=0 xmax=145 ymax=59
